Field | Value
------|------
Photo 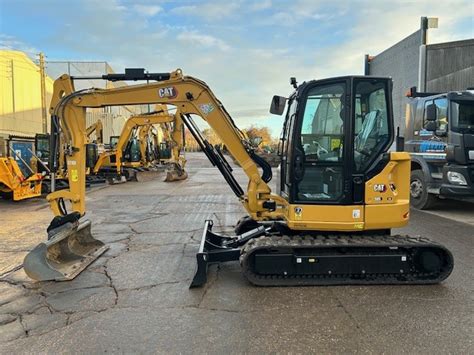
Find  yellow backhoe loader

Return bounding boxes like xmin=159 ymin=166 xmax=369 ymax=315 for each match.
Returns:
xmin=92 ymin=107 xmax=186 ymax=182
xmin=0 ymin=155 xmax=43 ymax=201
xmin=23 ymin=68 xmax=453 ymax=286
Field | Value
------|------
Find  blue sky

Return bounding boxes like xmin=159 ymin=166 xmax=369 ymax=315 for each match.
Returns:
xmin=1 ymin=0 xmax=473 ymax=137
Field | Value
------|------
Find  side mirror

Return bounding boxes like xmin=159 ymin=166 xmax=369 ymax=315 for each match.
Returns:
xmin=426 ymin=103 xmax=437 ymax=121
xmin=270 ymin=95 xmax=287 ymax=115
xmin=425 ymin=121 xmax=437 ymax=132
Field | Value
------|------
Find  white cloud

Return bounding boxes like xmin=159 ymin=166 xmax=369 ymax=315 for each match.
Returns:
xmin=171 ymin=2 xmax=240 ymax=20
xmin=0 ymin=34 xmax=38 ymax=54
xmin=133 ymin=4 xmax=162 ymax=17
xmin=177 ymin=31 xmax=231 ymax=51
xmin=311 ymin=1 xmax=474 ymax=79
xmin=250 ymin=0 xmax=272 ymax=11
xmin=16 ymin=0 xmax=472 ymax=138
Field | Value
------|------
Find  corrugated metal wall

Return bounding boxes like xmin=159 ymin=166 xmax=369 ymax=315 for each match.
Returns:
xmin=367 ymin=30 xmax=422 ymax=134
xmin=0 ymin=50 xmax=54 ymax=137
xmin=47 ymin=61 xmax=147 ymax=142
xmin=86 ymin=111 xmax=129 ymax=144
xmin=0 ymin=54 xmax=145 ymax=142
xmin=426 ymin=39 xmax=474 ymax=92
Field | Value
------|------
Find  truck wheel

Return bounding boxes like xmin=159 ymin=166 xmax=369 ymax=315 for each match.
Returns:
xmin=410 ymin=170 xmax=437 ymax=210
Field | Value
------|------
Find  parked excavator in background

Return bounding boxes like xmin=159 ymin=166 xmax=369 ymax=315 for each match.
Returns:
xmin=23 ymin=68 xmax=453 ymax=288
xmin=0 ymin=119 xmax=105 ymax=201
xmin=0 ymin=153 xmax=43 ymax=201
xmin=0 ymin=134 xmax=50 ymax=201
xmin=85 ymin=119 xmax=104 ymax=144
xmin=92 ymin=106 xmax=187 ymax=182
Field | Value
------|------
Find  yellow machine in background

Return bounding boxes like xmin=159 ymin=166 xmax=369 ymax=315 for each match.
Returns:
xmin=0 ymin=156 xmax=43 ymax=201
xmin=85 ymin=119 xmax=104 ymax=144
xmin=23 ymin=68 xmax=453 ymax=287
xmin=92 ymin=107 xmax=187 ymax=182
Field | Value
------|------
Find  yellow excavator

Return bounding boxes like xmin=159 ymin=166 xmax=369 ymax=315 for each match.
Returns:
xmin=92 ymin=107 xmax=187 ymax=182
xmin=23 ymin=68 xmax=453 ymax=286
xmin=85 ymin=119 xmax=104 ymax=144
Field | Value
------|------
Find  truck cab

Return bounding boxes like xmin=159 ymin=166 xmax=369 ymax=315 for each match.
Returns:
xmin=404 ymin=88 xmax=474 ymax=209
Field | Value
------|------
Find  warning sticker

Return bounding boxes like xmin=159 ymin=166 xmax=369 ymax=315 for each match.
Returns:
xmin=71 ymin=169 xmax=78 ymax=182
xmin=331 ymin=138 xmax=341 ymax=150
xmin=294 ymin=206 xmax=303 ymax=220
xmin=199 ymin=103 xmax=215 ymax=115
xmin=352 ymin=209 xmax=361 ymax=219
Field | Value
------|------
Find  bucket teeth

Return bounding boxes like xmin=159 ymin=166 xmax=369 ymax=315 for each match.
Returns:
xmin=23 ymin=220 xmax=108 ymax=281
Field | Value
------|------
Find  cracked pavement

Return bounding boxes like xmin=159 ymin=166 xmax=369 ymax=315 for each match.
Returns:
xmin=0 ymin=152 xmax=473 ymax=353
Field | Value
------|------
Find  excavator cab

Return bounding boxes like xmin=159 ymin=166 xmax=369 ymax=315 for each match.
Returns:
xmin=278 ymin=77 xmax=392 ymax=210
xmin=191 ymin=76 xmax=453 ymax=287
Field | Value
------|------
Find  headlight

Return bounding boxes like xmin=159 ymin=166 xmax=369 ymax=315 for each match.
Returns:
xmin=447 ymin=171 xmax=467 ymax=186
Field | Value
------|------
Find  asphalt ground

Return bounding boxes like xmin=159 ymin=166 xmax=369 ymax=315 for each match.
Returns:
xmin=0 ymin=152 xmax=473 ymax=353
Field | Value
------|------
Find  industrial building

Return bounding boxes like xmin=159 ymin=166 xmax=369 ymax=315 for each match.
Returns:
xmin=364 ymin=17 xmax=474 ymax=135
xmin=0 ymin=50 xmax=143 ymax=165
xmin=0 ymin=50 xmax=53 ymax=137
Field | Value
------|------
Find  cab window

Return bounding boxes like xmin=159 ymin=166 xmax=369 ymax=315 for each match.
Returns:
xmin=353 ymin=80 xmax=390 ymax=171
xmin=296 ymin=82 xmax=345 ymax=202
xmin=300 ymin=83 xmax=344 ymax=162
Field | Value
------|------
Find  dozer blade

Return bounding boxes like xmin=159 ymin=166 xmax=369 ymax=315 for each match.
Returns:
xmin=190 ymin=220 xmax=264 ymax=288
xmin=23 ymin=219 xmax=108 ymax=281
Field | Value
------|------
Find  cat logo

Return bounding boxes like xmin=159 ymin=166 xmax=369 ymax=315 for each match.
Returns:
xmin=373 ymin=184 xmax=386 ymax=192
xmin=158 ymin=87 xmax=178 ymax=99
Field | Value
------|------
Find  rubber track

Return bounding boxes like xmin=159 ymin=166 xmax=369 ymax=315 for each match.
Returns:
xmin=240 ymin=234 xmax=454 ymax=286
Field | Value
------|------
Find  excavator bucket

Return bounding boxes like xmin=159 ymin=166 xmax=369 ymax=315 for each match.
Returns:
xmin=23 ymin=219 xmax=108 ymax=281
xmin=164 ymin=163 xmax=188 ymax=182
xmin=134 ymin=170 xmax=160 ymax=182
xmin=165 ymin=169 xmax=188 ymax=182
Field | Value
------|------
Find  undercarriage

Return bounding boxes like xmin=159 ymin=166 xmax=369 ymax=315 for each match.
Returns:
xmin=191 ymin=220 xmax=454 ymax=287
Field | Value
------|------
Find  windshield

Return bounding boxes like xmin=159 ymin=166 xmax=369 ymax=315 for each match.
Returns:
xmin=451 ymin=100 xmax=474 ymax=133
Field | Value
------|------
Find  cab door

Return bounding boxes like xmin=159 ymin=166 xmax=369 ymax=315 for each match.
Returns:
xmin=285 ymin=77 xmax=393 ymax=206
xmin=279 ymin=97 xmax=297 ymax=198
xmin=288 ymin=79 xmax=352 ymax=205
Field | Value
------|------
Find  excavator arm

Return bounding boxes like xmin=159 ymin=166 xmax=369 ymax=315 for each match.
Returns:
xmin=48 ymin=69 xmax=286 ymax=219
xmin=138 ymin=125 xmax=152 ymax=166
xmin=23 ymin=68 xmax=286 ymax=282
xmin=85 ymin=119 xmax=103 ymax=144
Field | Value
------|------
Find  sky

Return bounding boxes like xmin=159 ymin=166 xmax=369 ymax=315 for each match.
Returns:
xmin=0 ymin=0 xmax=473 ymax=137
